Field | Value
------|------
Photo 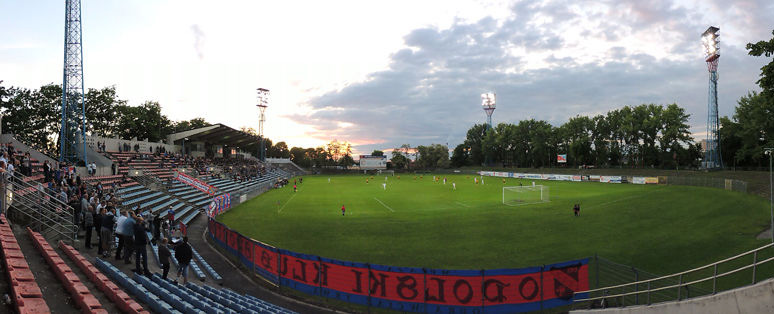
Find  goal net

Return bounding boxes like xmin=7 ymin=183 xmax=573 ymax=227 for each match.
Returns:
xmin=503 ymin=185 xmax=550 ymax=206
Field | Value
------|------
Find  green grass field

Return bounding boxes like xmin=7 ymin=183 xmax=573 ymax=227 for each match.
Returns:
xmin=217 ymin=174 xmax=771 ymax=276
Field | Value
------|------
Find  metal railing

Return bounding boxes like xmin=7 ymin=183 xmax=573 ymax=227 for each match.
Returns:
xmin=1 ymin=173 xmax=77 ymax=244
xmin=573 ymin=243 xmax=774 ymax=309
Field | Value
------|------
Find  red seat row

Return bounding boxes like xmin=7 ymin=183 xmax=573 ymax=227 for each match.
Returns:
xmin=84 ymin=175 xmax=124 ymax=181
xmin=27 ymin=228 xmax=108 ymax=314
xmin=59 ymin=240 xmax=148 ymax=314
xmin=0 ymin=215 xmax=50 ymax=313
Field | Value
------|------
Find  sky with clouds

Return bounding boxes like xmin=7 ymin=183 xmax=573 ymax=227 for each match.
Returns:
xmin=1 ymin=0 xmax=773 ymax=155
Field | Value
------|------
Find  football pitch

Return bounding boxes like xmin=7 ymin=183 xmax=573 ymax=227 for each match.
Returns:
xmin=217 ymin=174 xmax=771 ymax=275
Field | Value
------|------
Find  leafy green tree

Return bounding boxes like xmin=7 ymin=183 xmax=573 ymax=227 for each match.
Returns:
xmin=658 ymin=103 xmax=692 ymax=167
xmin=338 ymin=154 xmax=355 ymax=167
xmin=371 ymin=150 xmax=384 ymax=156
xmin=719 ymin=116 xmax=743 ymax=168
xmin=450 ymin=144 xmax=470 ymax=167
xmin=270 ymin=141 xmax=290 ymax=158
xmin=415 ymin=144 xmax=449 ymax=169
xmin=289 ymin=146 xmax=311 ymax=168
xmin=113 ymin=101 xmax=172 ymax=143
xmin=390 ymin=150 xmax=408 ymax=170
xmin=84 ymin=86 xmax=126 ymax=137
xmin=463 ymin=124 xmax=487 ymax=165
xmin=0 ymin=84 xmax=61 ymax=156
xmin=747 ymin=29 xmax=774 ymax=94
xmin=731 ymin=91 xmax=773 ymax=166
xmin=175 ymin=118 xmax=210 ymax=133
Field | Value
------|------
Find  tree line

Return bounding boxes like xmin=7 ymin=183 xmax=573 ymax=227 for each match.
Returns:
xmin=389 ymin=30 xmax=774 ymax=170
xmin=1 ymin=30 xmax=772 ymax=168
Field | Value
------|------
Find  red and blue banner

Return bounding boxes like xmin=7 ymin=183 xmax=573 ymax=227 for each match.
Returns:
xmin=557 ymin=154 xmax=567 ymax=163
xmin=208 ymin=193 xmax=231 ymax=217
xmin=174 ymin=170 xmax=217 ymax=195
xmin=208 ymin=218 xmax=589 ymax=313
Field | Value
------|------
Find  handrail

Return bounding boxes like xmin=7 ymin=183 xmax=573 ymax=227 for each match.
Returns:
xmin=3 ymin=173 xmax=77 ymax=244
xmin=580 ymin=242 xmax=774 ymax=295
xmin=10 ymin=172 xmax=74 ymax=209
xmin=574 ymin=243 xmax=774 ymax=307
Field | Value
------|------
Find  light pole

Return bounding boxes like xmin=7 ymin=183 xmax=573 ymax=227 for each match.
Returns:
xmin=765 ymin=148 xmax=774 ymax=243
xmin=702 ymin=26 xmax=721 ymax=169
xmin=257 ymin=88 xmax=270 ymax=162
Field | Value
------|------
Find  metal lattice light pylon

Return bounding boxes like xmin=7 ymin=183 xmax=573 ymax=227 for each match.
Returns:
xmin=702 ymin=26 xmax=721 ymax=169
xmin=256 ymin=88 xmax=269 ymax=162
xmin=61 ymin=0 xmax=87 ymax=164
xmin=481 ymin=92 xmax=496 ymax=129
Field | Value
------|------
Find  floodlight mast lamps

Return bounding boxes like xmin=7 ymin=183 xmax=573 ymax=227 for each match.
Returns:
xmin=256 ymin=88 xmax=270 ymax=162
xmin=481 ymin=92 xmax=496 ymax=128
xmin=702 ymin=26 xmax=721 ymax=169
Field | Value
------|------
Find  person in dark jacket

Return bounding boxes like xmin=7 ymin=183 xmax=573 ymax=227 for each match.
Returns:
xmin=94 ymin=208 xmax=103 ymax=254
xmin=151 ymin=213 xmax=162 ymax=245
xmin=175 ymin=236 xmax=193 ymax=284
xmin=84 ymin=206 xmax=94 ymax=249
xmin=100 ymin=208 xmax=115 ymax=258
xmin=132 ymin=217 xmax=150 ymax=276
xmin=158 ymin=238 xmax=172 ymax=280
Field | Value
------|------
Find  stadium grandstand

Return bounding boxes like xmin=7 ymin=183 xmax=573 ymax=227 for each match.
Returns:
xmin=0 ymin=123 xmax=318 ymax=313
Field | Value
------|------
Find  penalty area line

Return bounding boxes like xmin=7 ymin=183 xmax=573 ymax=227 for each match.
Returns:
xmin=278 ymin=193 xmax=297 ymax=213
xmin=374 ymin=197 xmax=395 ymax=212
xmin=455 ymin=201 xmax=472 ymax=208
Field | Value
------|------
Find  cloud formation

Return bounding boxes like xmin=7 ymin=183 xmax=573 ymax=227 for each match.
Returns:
xmin=191 ymin=24 xmax=205 ymax=60
xmin=287 ymin=0 xmax=773 ymax=153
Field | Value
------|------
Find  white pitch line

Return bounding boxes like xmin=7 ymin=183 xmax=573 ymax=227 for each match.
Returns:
xmin=584 ymin=187 xmax=665 ymax=211
xmin=374 ymin=197 xmax=395 ymax=212
xmin=278 ymin=193 xmax=297 ymax=213
xmin=455 ymin=201 xmax=472 ymax=208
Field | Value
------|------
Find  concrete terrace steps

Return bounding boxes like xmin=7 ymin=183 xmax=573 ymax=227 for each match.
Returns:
xmin=0 ymin=215 xmax=50 ymax=314
xmin=150 ymin=199 xmax=179 ymax=215
xmin=94 ymin=258 xmax=182 ymax=314
xmin=118 ymin=185 xmax=145 ymax=195
xmin=58 ymin=241 xmax=148 ymax=314
xmin=121 ymin=191 xmax=164 ymax=207
xmin=27 ymin=228 xmax=109 ymax=314
xmin=179 ymin=208 xmax=201 ymax=226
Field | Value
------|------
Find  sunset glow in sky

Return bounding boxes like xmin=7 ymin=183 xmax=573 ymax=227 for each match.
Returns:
xmin=1 ymin=0 xmax=773 ymax=154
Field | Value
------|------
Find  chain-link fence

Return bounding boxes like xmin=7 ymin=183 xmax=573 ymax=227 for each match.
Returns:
xmin=575 ymin=245 xmax=774 ymax=310
xmin=660 ymin=176 xmax=747 ymax=193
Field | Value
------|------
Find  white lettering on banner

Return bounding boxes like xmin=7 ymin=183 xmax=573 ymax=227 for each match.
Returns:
xmin=632 ymin=177 xmax=646 ymax=184
xmin=600 ymin=176 xmax=622 ymax=183
xmin=175 ymin=171 xmax=216 ymax=195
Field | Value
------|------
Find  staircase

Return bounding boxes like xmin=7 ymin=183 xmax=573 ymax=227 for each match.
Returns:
xmin=2 ymin=173 xmax=77 ymax=244
xmin=133 ymin=173 xmax=167 ymax=194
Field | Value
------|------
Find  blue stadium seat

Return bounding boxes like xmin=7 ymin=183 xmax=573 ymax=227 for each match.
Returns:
xmin=94 ymin=258 xmax=182 ymax=314
xmin=133 ymin=273 xmax=201 ymax=314
xmin=191 ymin=246 xmax=223 ymax=283
xmin=151 ymin=274 xmax=235 ymax=314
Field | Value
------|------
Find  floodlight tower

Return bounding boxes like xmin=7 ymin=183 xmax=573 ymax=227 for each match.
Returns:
xmin=481 ymin=92 xmax=496 ymax=128
xmin=256 ymin=88 xmax=269 ymax=162
xmin=60 ymin=0 xmax=88 ymax=164
xmin=702 ymin=26 xmax=721 ymax=169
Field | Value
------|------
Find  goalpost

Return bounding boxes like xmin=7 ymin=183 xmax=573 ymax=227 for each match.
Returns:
xmin=502 ymin=185 xmax=550 ymax=206
xmin=378 ymin=170 xmax=395 ymax=176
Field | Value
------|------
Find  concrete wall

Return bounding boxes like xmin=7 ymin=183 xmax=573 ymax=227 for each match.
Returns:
xmin=85 ymin=135 xmax=180 ymax=154
xmin=573 ymin=278 xmax=774 ymax=314
xmin=0 ymin=134 xmax=57 ymax=164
